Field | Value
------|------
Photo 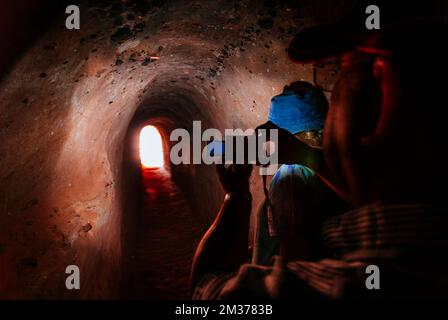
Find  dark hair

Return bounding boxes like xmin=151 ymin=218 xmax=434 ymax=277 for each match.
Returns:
xmin=283 ymin=81 xmax=315 ymax=94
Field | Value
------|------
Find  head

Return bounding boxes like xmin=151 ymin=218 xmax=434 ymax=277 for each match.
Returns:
xmin=320 ymin=23 xmax=448 ymax=206
xmin=268 ymin=81 xmax=329 ymax=149
xmin=287 ymin=1 xmax=448 ymax=206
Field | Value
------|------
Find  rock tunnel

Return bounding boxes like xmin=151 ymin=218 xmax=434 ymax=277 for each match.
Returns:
xmin=0 ymin=0 xmax=347 ymax=299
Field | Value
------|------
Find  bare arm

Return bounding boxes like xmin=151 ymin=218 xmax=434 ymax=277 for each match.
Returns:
xmin=191 ymin=164 xmax=252 ymax=289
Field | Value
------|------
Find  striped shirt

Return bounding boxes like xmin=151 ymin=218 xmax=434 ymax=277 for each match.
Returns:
xmin=193 ymin=203 xmax=448 ymax=300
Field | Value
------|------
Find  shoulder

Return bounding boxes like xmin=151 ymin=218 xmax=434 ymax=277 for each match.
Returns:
xmin=271 ymin=164 xmax=316 ymax=189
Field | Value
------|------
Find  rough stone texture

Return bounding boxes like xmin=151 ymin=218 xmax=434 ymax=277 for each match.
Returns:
xmin=0 ymin=0 xmax=349 ymax=298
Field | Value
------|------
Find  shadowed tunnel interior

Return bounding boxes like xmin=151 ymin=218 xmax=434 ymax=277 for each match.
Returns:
xmin=121 ymin=85 xmax=222 ymax=298
xmin=0 ymin=0 xmax=350 ymax=299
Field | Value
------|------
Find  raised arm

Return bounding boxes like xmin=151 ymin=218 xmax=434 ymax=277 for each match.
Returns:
xmin=190 ymin=164 xmax=253 ymax=290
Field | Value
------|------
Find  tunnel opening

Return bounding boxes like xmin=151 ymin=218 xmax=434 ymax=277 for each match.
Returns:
xmin=139 ymin=125 xmax=164 ymax=169
xmin=123 ymin=118 xmax=205 ymax=299
xmin=119 ymin=85 xmax=223 ymax=299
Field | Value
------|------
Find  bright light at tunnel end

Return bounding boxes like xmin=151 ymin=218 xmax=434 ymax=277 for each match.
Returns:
xmin=139 ymin=125 xmax=164 ymax=168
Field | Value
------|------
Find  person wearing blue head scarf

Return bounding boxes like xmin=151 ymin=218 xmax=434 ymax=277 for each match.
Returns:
xmin=252 ymin=81 xmax=347 ymax=265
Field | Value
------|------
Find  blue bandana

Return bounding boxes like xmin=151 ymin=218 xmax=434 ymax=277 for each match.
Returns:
xmin=268 ymin=90 xmax=327 ymax=134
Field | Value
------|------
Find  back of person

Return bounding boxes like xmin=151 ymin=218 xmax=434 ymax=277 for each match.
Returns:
xmin=252 ymin=164 xmax=347 ymax=265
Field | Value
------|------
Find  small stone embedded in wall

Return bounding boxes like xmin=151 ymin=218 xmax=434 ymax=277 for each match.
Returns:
xmin=81 ymin=223 xmax=92 ymax=233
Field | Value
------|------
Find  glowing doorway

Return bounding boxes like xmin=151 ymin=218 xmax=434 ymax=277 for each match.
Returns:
xmin=139 ymin=125 xmax=164 ymax=168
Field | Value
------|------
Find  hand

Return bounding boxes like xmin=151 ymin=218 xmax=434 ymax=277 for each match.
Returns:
xmin=216 ymin=164 xmax=252 ymax=194
xmin=255 ymin=121 xmax=325 ymax=171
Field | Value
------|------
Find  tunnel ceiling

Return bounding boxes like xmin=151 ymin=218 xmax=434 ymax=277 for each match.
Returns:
xmin=0 ymin=0 xmax=350 ymax=299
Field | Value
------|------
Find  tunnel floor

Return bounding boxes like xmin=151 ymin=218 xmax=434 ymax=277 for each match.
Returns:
xmin=127 ymin=167 xmax=204 ymax=299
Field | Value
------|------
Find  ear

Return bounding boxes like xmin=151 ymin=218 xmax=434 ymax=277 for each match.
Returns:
xmin=361 ymin=56 xmax=401 ymax=146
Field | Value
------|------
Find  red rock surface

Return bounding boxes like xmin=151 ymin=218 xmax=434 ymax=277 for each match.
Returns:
xmin=0 ymin=0 xmax=346 ymax=298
